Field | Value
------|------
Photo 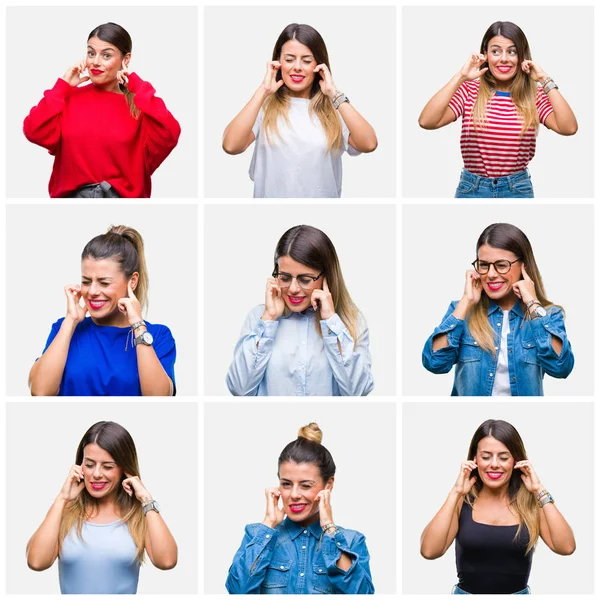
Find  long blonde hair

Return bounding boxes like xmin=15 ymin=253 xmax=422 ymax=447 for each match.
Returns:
xmin=466 ymin=419 xmax=539 ymax=554
xmin=58 ymin=422 xmax=146 ymax=562
xmin=273 ymin=225 xmax=359 ymax=346
xmin=471 ymin=21 xmax=538 ymax=135
xmin=262 ymin=23 xmax=342 ymax=153
xmin=468 ymin=223 xmax=559 ymax=355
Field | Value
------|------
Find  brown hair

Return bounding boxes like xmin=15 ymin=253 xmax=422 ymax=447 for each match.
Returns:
xmin=466 ymin=419 xmax=539 ymax=553
xmin=273 ymin=225 xmax=358 ymax=344
xmin=278 ymin=423 xmax=336 ymax=483
xmin=88 ymin=22 xmax=140 ymax=119
xmin=262 ymin=23 xmax=342 ymax=152
xmin=81 ymin=225 xmax=149 ymax=312
xmin=468 ymin=223 xmax=557 ymax=354
xmin=58 ymin=422 xmax=146 ymax=562
xmin=471 ymin=21 xmax=538 ymax=135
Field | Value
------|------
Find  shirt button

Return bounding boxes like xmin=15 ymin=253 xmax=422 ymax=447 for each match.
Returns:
xmin=489 ymin=373 xmax=493 ymax=377
xmin=512 ymin=377 xmax=516 ymax=381
xmin=327 ymin=329 xmax=332 ymax=334
xmin=545 ymin=325 xmax=549 ymax=329
xmin=496 ymin=323 xmax=501 ymax=327
xmin=319 ymin=568 xmax=323 ymax=572
xmin=280 ymin=566 xmax=285 ymax=570
xmin=302 ymin=546 xmax=306 ymax=549
xmin=300 ymin=573 xmax=305 ymax=577
xmin=337 ymin=542 xmax=341 ymax=546
xmin=266 ymin=534 xmax=270 ymax=539
xmin=474 ymin=342 xmax=478 ymax=346
xmin=494 ymin=346 xmax=498 ymax=350
xmin=304 ymin=530 xmax=308 ymax=534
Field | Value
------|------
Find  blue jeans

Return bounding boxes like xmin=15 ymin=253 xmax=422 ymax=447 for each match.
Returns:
xmin=452 ymin=585 xmax=531 ymax=594
xmin=454 ymin=169 xmax=534 ymax=198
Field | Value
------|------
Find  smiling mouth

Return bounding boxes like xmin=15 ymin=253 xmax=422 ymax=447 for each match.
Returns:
xmin=90 ymin=482 xmax=108 ymax=490
xmin=486 ymin=472 xmax=504 ymax=480
xmin=287 ymin=295 xmax=306 ymax=305
xmin=289 ymin=503 xmax=308 ymax=513
xmin=88 ymin=299 xmax=108 ymax=310
xmin=290 ymin=75 xmax=305 ymax=83
xmin=486 ymin=281 xmax=505 ymax=291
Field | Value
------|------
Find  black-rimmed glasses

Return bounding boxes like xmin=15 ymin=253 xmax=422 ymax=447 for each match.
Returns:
xmin=273 ymin=270 xmax=324 ymax=290
xmin=471 ymin=258 xmax=521 ymax=275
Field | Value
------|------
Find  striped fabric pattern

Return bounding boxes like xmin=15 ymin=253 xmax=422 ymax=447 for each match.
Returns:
xmin=449 ymin=79 xmax=553 ymax=178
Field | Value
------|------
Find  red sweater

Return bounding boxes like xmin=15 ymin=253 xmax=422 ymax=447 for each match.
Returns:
xmin=23 ymin=73 xmax=181 ymax=197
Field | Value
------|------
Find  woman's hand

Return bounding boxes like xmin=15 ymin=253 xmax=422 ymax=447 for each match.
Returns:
xmin=316 ymin=489 xmax=335 ymax=529
xmin=311 ymin=278 xmax=335 ymax=319
xmin=61 ymin=60 xmax=90 ymax=87
xmin=261 ymin=61 xmax=284 ymax=96
xmin=122 ymin=473 xmax=152 ymax=502
xmin=462 ymin=270 xmax=482 ymax=306
xmin=521 ymin=60 xmax=548 ymax=85
xmin=515 ymin=460 xmax=544 ymax=495
xmin=262 ymin=277 xmax=285 ymax=321
xmin=453 ymin=460 xmax=478 ymax=497
xmin=64 ymin=285 xmax=88 ymax=324
xmin=118 ymin=281 xmax=143 ymax=326
xmin=314 ymin=64 xmax=337 ymax=98
xmin=512 ymin=265 xmax=536 ymax=306
xmin=116 ymin=59 xmax=130 ymax=87
xmin=262 ymin=487 xmax=285 ymax=529
xmin=59 ymin=464 xmax=85 ymax=501
xmin=459 ymin=54 xmax=489 ymax=81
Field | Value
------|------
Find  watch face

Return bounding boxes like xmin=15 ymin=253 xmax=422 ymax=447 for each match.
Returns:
xmin=142 ymin=331 xmax=154 ymax=344
xmin=535 ymin=307 xmax=547 ymax=317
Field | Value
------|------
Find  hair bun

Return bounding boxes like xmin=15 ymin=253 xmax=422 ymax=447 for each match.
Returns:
xmin=298 ymin=422 xmax=322 ymax=444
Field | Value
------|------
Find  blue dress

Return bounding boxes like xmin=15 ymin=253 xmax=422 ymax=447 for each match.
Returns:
xmin=59 ymin=520 xmax=140 ymax=594
xmin=40 ymin=317 xmax=176 ymax=395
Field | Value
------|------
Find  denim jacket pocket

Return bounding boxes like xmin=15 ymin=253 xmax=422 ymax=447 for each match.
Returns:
xmin=261 ymin=559 xmax=292 ymax=590
xmin=312 ymin=563 xmax=333 ymax=594
xmin=458 ymin=337 xmax=482 ymax=363
xmin=521 ymin=338 xmax=540 ymax=366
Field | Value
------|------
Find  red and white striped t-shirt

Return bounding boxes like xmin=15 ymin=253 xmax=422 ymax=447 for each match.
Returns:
xmin=448 ymin=79 xmax=553 ymax=178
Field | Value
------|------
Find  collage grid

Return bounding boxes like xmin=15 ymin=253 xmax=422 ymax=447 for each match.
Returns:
xmin=0 ymin=0 xmax=598 ymax=598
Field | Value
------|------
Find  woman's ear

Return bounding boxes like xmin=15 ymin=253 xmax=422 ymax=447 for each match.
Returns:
xmin=129 ymin=272 xmax=139 ymax=291
xmin=123 ymin=53 xmax=131 ymax=68
xmin=325 ymin=477 xmax=335 ymax=492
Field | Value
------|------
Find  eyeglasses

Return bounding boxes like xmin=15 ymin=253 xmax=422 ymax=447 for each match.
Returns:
xmin=273 ymin=271 xmax=324 ymax=290
xmin=471 ymin=258 xmax=521 ymax=275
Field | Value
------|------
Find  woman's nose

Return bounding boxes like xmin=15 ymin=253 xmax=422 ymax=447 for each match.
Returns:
xmin=288 ymin=278 xmax=301 ymax=293
xmin=291 ymin=485 xmax=302 ymax=499
xmin=93 ymin=465 xmax=102 ymax=478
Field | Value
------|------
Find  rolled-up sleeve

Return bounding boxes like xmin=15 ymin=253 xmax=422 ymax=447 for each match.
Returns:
xmin=321 ymin=530 xmax=374 ymax=594
xmin=226 ymin=307 xmax=278 ymax=396
xmin=527 ymin=307 xmax=574 ymax=378
xmin=422 ymin=302 xmax=467 ymax=374
xmin=320 ymin=312 xmax=374 ymax=396
xmin=225 ymin=524 xmax=279 ymax=594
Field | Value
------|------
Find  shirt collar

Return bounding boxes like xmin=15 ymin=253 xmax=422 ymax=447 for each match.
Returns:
xmin=282 ymin=517 xmax=322 ymax=540
xmin=280 ymin=306 xmax=317 ymax=320
xmin=487 ymin=300 xmax=525 ymax=318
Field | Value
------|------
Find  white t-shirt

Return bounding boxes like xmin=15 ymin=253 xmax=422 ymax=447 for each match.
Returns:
xmin=249 ymin=97 xmax=360 ymax=198
xmin=492 ymin=310 xmax=511 ymax=396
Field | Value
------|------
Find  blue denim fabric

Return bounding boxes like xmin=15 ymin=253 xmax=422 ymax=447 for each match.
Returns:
xmin=226 ymin=305 xmax=374 ymax=396
xmin=226 ymin=520 xmax=374 ymax=594
xmin=422 ymin=301 xmax=574 ymax=396
xmin=452 ymin=584 xmax=530 ymax=594
xmin=454 ymin=169 xmax=534 ymax=198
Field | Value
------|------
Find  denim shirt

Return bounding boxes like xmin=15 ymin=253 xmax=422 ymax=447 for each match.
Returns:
xmin=226 ymin=305 xmax=374 ymax=396
xmin=422 ymin=301 xmax=574 ymax=396
xmin=225 ymin=520 xmax=374 ymax=594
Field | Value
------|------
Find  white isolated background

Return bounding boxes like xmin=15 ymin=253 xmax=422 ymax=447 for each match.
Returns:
xmin=6 ymin=401 xmax=198 ymax=594
xmin=203 ymin=6 xmax=396 ymax=198
xmin=204 ymin=402 xmax=396 ymax=594
xmin=204 ymin=204 xmax=396 ymax=396
xmin=402 ymin=204 xmax=594 ymax=396
xmin=402 ymin=6 xmax=593 ymax=198
xmin=6 ymin=204 xmax=198 ymax=396
xmin=7 ymin=6 xmax=198 ymax=198
xmin=402 ymin=402 xmax=594 ymax=594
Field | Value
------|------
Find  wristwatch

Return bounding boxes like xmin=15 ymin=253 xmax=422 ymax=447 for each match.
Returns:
xmin=134 ymin=331 xmax=154 ymax=347
xmin=142 ymin=499 xmax=160 ymax=515
xmin=539 ymin=493 xmax=554 ymax=508
xmin=525 ymin=299 xmax=546 ymax=319
xmin=332 ymin=91 xmax=350 ymax=110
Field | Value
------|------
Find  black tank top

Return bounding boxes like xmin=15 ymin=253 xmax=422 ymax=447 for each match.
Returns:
xmin=455 ymin=501 xmax=533 ymax=593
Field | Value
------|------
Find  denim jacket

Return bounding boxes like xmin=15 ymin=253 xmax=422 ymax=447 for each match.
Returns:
xmin=422 ymin=301 xmax=574 ymax=396
xmin=225 ymin=520 xmax=374 ymax=594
